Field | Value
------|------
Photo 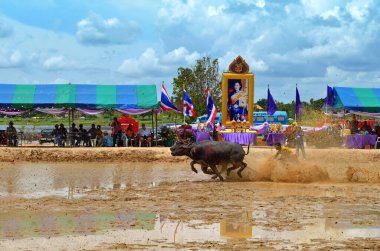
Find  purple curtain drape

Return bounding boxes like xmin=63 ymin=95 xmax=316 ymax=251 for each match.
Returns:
xmin=0 ymin=109 xmax=30 ymax=115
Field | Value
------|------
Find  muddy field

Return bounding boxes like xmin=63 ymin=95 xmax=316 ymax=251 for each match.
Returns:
xmin=0 ymin=147 xmax=379 ymax=250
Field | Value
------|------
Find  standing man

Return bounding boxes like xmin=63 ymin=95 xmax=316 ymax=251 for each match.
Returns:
xmin=52 ymin=124 xmax=60 ymax=146
xmin=295 ymin=126 xmax=306 ymax=160
xmin=70 ymin=123 xmax=79 ymax=147
xmin=88 ymin=123 xmax=97 ymax=147
xmin=6 ymin=121 xmax=17 ymax=147
xmin=111 ymin=117 xmax=122 ymax=147
xmin=351 ymin=114 xmax=359 ymax=134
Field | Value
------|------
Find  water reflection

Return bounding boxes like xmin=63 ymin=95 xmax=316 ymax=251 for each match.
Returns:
xmin=0 ymin=209 xmax=379 ymax=248
xmin=0 ymin=162 xmax=205 ymax=198
xmin=220 ymin=212 xmax=252 ymax=239
xmin=0 ymin=210 xmax=156 ymax=239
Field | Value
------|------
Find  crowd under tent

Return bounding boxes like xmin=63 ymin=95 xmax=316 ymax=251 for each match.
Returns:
xmin=0 ymin=83 xmax=160 ymax=134
xmin=329 ymin=87 xmax=380 ymax=118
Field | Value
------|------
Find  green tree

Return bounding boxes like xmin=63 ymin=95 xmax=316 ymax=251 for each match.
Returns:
xmin=172 ymin=57 xmax=221 ymax=122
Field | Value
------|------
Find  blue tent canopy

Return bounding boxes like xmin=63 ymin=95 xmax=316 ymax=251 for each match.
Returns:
xmin=0 ymin=84 xmax=158 ymax=109
xmin=333 ymin=87 xmax=380 ymax=113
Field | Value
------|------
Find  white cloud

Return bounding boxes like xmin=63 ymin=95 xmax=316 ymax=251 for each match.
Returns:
xmin=51 ymin=78 xmax=70 ymax=84
xmin=207 ymin=5 xmax=226 ymax=17
xmin=0 ymin=17 xmax=13 ymax=38
xmin=117 ymin=48 xmax=169 ymax=77
xmin=158 ymin=0 xmax=199 ymax=23
xmin=0 ymin=50 xmax=23 ymax=68
xmin=346 ymin=0 xmax=373 ymax=22
xmin=43 ymin=56 xmax=67 ymax=70
xmin=255 ymin=0 xmax=266 ymax=8
xmin=162 ymin=47 xmax=200 ymax=65
xmin=301 ymin=0 xmax=342 ymax=20
xmin=76 ymin=13 xmax=140 ymax=45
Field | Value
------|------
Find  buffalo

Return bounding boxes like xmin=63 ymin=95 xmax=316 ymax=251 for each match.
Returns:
xmin=170 ymin=140 xmax=250 ymax=181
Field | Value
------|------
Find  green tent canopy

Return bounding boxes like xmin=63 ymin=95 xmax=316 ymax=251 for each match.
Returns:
xmin=333 ymin=87 xmax=380 ymax=113
xmin=0 ymin=84 xmax=158 ymax=109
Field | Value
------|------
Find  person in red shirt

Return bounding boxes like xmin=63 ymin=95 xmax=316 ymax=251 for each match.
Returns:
xmin=375 ymin=124 xmax=380 ymax=137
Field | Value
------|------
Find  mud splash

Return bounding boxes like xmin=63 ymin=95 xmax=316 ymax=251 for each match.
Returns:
xmin=230 ymin=148 xmax=380 ymax=183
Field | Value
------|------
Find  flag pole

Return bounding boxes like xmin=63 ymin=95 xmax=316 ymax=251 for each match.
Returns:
xmin=295 ymin=83 xmax=297 ymax=123
xmin=183 ymin=86 xmax=186 ymax=124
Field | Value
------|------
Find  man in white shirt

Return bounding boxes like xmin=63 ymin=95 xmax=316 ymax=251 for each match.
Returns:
xmin=137 ymin=123 xmax=152 ymax=147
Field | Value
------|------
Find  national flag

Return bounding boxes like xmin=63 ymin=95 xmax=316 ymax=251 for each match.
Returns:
xmin=267 ymin=87 xmax=277 ymax=115
xmin=206 ymin=87 xmax=217 ymax=123
xmin=183 ymin=90 xmax=196 ymax=118
xmin=295 ymin=86 xmax=302 ymax=117
xmin=160 ymin=84 xmax=180 ymax=113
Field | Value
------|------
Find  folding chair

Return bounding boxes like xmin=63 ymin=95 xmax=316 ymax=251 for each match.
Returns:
xmin=375 ymin=137 xmax=380 ymax=149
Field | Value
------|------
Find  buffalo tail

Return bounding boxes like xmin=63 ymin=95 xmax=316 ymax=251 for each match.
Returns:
xmin=245 ymin=141 xmax=251 ymax=155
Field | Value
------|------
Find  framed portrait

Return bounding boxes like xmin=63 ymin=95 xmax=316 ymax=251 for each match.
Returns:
xmin=221 ymin=73 xmax=254 ymax=127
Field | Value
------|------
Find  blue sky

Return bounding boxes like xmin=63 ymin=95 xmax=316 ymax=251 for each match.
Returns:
xmin=0 ymin=0 xmax=379 ymax=102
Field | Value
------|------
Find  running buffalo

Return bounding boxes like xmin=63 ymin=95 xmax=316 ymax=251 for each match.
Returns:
xmin=170 ymin=140 xmax=250 ymax=181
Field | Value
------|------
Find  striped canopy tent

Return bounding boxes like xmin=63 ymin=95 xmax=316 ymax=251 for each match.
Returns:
xmin=332 ymin=87 xmax=380 ymax=113
xmin=0 ymin=84 xmax=158 ymax=109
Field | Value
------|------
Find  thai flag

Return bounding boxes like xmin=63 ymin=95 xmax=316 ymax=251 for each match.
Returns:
xmin=183 ymin=90 xmax=196 ymax=118
xmin=160 ymin=84 xmax=180 ymax=112
xmin=206 ymin=87 xmax=217 ymax=123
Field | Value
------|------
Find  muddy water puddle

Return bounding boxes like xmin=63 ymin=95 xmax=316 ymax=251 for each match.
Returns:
xmin=0 ymin=162 xmax=207 ymax=199
xmin=0 ymin=161 xmax=380 ymax=249
xmin=0 ymin=207 xmax=379 ymax=250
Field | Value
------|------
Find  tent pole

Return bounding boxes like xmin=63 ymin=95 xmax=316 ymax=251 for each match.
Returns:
xmin=151 ymin=109 xmax=154 ymax=130
xmin=155 ymin=111 xmax=158 ymax=146
xmin=72 ymin=108 xmax=74 ymax=125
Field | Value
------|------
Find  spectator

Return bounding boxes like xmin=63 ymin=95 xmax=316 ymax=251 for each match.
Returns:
xmin=351 ymin=114 xmax=359 ymax=134
xmin=295 ymin=126 xmax=306 ymax=160
xmin=111 ymin=117 xmax=122 ymax=147
xmin=78 ymin=124 xmax=89 ymax=146
xmin=360 ymin=120 xmax=372 ymax=134
xmin=137 ymin=123 xmax=152 ymax=147
xmin=70 ymin=123 xmax=79 ymax=146
xmin=6 ymin=121 xmax=17 ymax=147
xmin=88 ymin=123 xmax=97 ymax=147
xmin=52 ymin=124 xmax=60 ymax=146
xmin=125 ymin=124 xmax=135 ymax=147
xmin=342 ymin=120 xmax=351 ymax=136
xmin=103 ymin=131 xmax=113 ymax=147
xmin=59 ymin=124 xmax=67 ymax=147
xmin=375 ymin=123 xmax=380 ymax=137
xmin=95 ymin=125 xmax=104 ymax=147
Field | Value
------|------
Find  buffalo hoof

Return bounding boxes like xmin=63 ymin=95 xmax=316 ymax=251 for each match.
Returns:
xmin=219 ymin=176 xmax=224 ymax=181
xmin=191 ymin=168 xmax=198 ymax=174
xmin=211 ymin=175 xmax=218 ymax=179
xmin=237 ymin=171 xmax=243 ymax=178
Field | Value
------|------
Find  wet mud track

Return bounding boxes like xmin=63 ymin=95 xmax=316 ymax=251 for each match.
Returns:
xmin=0 ymin=158 xmax=379 ymax=250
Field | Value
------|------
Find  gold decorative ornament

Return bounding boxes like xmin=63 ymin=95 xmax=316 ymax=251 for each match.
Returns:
xmin=228 ymin=55 xmax=250 ymax=74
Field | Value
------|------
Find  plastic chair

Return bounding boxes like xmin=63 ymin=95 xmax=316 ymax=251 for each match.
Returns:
xmin=375 ymin=137 xmax=380 ymax=149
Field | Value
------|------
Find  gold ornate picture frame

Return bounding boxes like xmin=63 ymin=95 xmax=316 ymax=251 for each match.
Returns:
xmin=221 ymin=70 xmax=254 ymax=127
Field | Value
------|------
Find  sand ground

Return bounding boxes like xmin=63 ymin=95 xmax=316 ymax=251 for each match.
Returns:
xmin=0 ymin=147 xmax=379 ymax=250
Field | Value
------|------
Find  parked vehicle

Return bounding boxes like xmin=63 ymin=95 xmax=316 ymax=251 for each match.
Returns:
xmin=196 ymin=111 xmax=288 ymax=125
xmin=196 ymin=112 xmax=222 ymax=124
xmin=38 ymin=129 xmax=55 ymax=144
xmin=253 ymin=111 xmax=288 ymax=126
